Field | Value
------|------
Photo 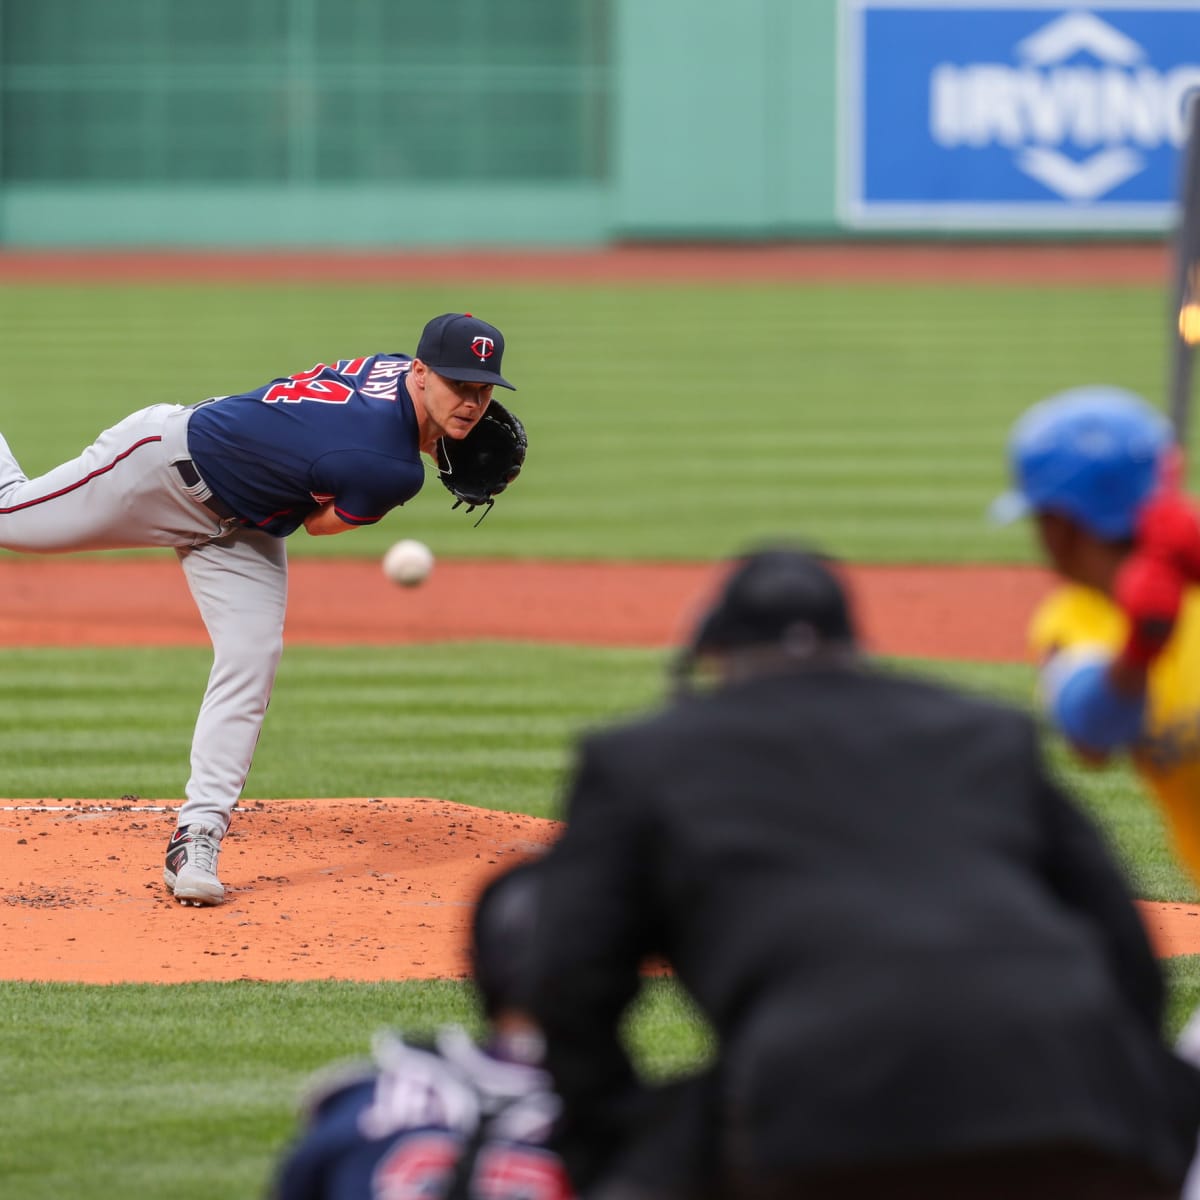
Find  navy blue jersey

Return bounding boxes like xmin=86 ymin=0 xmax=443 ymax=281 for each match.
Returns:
xmin=187 ymin=355 xmax=425 ymax=537
xmin=272 ymin=1027 xmax=573 ymax=1200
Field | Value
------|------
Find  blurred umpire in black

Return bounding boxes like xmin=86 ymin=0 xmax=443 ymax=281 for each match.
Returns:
xmin=525 ymin=545 xmax=1200 ymax=1200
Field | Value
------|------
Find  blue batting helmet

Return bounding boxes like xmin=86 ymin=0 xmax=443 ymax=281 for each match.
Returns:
xmin=991 ymin=386 xmax=1173 ymax=540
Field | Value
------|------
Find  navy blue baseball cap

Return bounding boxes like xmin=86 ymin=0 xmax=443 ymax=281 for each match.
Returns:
xmin=416 ymin=312 xmax=515 ymax=390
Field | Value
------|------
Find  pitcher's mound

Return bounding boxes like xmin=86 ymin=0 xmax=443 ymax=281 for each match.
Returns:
xmin=5 ymin=797 xmax=1199 ymax=983
xmin=1 ymin=798 xmax=558 ymax=984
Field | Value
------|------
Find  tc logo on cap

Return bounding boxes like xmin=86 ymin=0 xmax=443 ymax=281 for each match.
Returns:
xmin=415 ymin=312 xmax=516 ymax=390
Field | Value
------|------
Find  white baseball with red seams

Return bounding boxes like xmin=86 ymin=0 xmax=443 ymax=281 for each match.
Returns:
xmin=382 ymin=538 xmax=434 ymax=586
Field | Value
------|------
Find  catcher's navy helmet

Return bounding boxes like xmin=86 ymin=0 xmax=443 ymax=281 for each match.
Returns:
xmin=472 ymin=860 xmax=543 ymax=1017
xmin=991 ymin=387 xmax=1172 ymax=541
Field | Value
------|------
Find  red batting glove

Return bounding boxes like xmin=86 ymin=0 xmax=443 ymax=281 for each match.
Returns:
xmin=1133 ymin=472 xmax=1200 ymax=582
xmin=1114 ymin=552 xmax=1186 ymax=667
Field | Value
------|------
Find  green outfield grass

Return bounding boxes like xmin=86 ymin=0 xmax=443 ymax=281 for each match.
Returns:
xmin=1 ymin=957 xmax=1196 ymax=1199
xmin=0 ymin=642 xmax=664 ymax=818
xmin=0 ymin=280 xmax=1181 ymax=561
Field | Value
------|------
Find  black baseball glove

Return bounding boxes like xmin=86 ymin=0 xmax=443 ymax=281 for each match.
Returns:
xmin=435 ymin=399 xmax=527 ymax=523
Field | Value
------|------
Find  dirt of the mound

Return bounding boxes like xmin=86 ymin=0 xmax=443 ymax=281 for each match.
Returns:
xmin=3 ymin=800 xmax=1197 ymax=984
xmin=1 ymin=799 xmax=557 ymax=984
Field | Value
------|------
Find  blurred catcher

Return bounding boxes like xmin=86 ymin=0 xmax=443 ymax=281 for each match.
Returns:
xmin=0 ymin=312 xmax=526 ymax=906
xmin=271 ymin=860 xmax=572 ymax=1200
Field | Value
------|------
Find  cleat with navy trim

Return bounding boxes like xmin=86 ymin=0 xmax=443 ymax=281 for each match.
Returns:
xmin=163 ymin=823 xmax=225 ymax=906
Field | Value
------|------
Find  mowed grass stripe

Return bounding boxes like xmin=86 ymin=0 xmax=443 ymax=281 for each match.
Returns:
xmin=0 ymin=978 xmax=714 ymax=1200
xmin=0 ymin=643 xmax=1192 ymax=901
xmin=0 ymin=643 xmax=667 ymax=818
xmin=0 ymin=280 xmax=1178 ymax=562
xmin=0 ymin=956 xmax=1195 ymax=1200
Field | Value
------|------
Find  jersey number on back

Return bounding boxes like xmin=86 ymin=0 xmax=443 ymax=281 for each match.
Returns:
xmin=262 ymin=364 xmax=354 ymax=405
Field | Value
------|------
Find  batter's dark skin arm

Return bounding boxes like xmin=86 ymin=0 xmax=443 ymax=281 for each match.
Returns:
xmin=1109 ymin=656 xmax=1150 ymax=699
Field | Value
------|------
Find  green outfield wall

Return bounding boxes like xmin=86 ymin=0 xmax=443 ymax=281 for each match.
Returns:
xmin=0 ymin=0 xmax=843 ymax=245
xmin=613 ymin=0 xmax=838 ymax=237
xmin=0 ymin=0 xmax=1184 ymax=246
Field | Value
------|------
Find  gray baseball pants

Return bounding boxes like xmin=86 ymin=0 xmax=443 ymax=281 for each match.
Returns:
xmin=0 ymin=403 xmax=287 ymax=835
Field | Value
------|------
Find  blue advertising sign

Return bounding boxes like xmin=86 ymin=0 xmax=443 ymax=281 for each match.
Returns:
xmin=839 ymin=1 xmax=1200 ymax=228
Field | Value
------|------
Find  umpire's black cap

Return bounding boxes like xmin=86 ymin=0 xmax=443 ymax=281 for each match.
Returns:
xmin=689 ymin=545 xmax=858 ymax=656
xmin=417 ymin=312 xmax=516 ymax=390
xmin=472 ymin=860 xmax=543 ymax=1017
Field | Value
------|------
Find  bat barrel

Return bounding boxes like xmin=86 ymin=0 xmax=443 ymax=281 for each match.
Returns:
xmin=1169 ymin=91 xmax=1200 ymax=451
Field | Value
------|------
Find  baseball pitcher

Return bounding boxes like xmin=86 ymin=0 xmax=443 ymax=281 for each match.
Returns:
xmin=0 ymin=312 xmax=527 ymax=905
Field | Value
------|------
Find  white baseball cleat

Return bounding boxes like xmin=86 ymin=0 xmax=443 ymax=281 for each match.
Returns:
xmin=162 ymin=823 xmax=225 ymax=906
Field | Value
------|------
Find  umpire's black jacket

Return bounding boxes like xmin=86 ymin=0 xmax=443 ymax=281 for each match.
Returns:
xmin=526 ymin=660 xmax=1200 ymax=1190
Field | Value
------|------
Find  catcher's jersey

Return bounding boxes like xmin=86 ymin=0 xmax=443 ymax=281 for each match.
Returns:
xmin=273 ymin=1026 xmax=573 ymax=1200
xmin=1031 ymin=583 xmax=1200 ymax=881
xmin=187 ymin=354 xmax=424 ymax=537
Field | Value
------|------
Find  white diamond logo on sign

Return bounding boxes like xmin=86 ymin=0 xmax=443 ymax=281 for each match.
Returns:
xmin=843 ymin=3 xmax=1200 ymax=229
xmin=1016 ymin=10 xmax=1143 ymax=66
xmin=929 ymin=11 xmax=1200 ymax=202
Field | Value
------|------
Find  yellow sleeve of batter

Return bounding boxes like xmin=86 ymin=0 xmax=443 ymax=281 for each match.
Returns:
xmin=1028 ymin=584 xmax=1125 ymax=663
xmin=1029 ymin=583 xmax=1200 ymax=888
